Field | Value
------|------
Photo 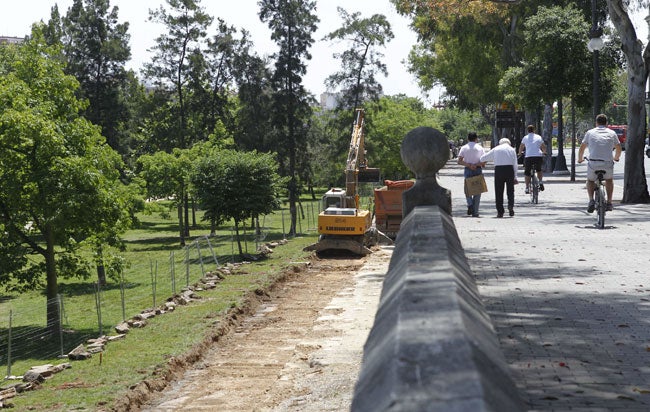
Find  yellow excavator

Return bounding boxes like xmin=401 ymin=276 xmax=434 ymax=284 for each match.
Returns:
xmin=305 ymin=108 xmax=380 ymax=255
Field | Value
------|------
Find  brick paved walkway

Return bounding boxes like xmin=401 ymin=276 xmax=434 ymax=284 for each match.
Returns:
xmin=438 ymin=158 xmax=650 ymax=411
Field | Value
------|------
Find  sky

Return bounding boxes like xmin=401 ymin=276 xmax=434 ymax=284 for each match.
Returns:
xmin=1 ymin=1 xmax=648 ymax=105
xmin=0 ymin=0 xmax=434 ymax=102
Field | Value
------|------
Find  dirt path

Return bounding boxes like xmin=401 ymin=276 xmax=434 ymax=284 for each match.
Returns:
xmin=140 ymin=246 xmax=392 ymax=412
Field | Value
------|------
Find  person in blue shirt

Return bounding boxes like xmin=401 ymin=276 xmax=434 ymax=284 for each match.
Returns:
xmin=457 ymin=132 xmax=485 ymax=217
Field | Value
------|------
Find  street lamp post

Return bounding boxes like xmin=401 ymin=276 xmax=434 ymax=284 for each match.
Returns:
xmin=588 ymin=0 xmax=604 ymax=119
xmin=576 ymin=0 xmax=604 ymax=181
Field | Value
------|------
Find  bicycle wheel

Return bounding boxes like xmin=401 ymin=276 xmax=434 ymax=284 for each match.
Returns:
xmin=531 ymin=176 xmax=539 ymax=204
xmin=596 ymin=185 xmax=606 ymax=228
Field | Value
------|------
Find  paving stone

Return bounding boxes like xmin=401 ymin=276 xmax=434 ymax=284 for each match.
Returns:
xmin=438 ymin=159 xmax=650 ymax=411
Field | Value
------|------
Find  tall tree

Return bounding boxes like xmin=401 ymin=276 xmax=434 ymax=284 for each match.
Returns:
xmin=259 ymin=0 xmax=319 ymax=236
xmin=233 ymin=50 xmax=274 ymax=153
xmin=57 ymin=0 xmax=132 ymax=156
xmin=0 ymin=26 xmax=134 ymax=335
xmin=607 ymin=0 xmax=650 ymax=203
xmin=501 ymin=5 xmax=604 ymax=173
xmin=391 ymin=0 xmax=606 ymax=138
xmin=144 ymin=0 xmax=213 ymax=239
xmin=185 ymin=18 xmax=245 ymax=143
xmin=323 ymin=7 xmax=394 ymax=111
xmin=145 ymin=0 xmax=212 ymax=150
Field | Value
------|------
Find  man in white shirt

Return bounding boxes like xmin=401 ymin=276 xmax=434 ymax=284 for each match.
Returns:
xmin=578 ymin=114 xmax=622 ymax=212
xmin=481 ymin=138 xmax=519 ymax=218
xmin=457 ymin=132 xmax=485 ymax=217
xmin=518 ymin=125 xmax=547 ymax=193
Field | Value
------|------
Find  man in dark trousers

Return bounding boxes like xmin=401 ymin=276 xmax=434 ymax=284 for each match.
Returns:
xmin=481 ymin=138 xmax=519 ymax=218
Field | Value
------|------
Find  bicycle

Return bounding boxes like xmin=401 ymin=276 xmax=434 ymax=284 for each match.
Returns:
xmin=585 ymin=157 xmax=607 ymax=229
xmin=530 ymin=172 xmax=540 ymax=204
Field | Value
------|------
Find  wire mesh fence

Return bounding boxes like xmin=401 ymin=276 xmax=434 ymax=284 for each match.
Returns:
xmin=0 ymin=201 xmax=321 ymax=378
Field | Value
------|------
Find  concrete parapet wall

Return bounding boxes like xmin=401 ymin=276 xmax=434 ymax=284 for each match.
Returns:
xmin=352 ymin=206 xmax=525 ymax=412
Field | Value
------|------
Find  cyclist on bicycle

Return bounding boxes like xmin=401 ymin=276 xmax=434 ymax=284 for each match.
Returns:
xmin=518 ymin=125 xmax=547 ymax=194
xmin=578 ymin=114 xmax=622 ymax=212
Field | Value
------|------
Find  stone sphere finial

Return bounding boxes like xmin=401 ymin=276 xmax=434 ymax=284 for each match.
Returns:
xmin=401 ymin=127 xmax=449 ymax=178
xmin=400 ymin=126 xmax=452 ymax=215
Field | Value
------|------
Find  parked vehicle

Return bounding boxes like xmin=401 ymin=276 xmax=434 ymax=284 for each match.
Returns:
xmin=608 ymin=125 xmax=626 ymax=148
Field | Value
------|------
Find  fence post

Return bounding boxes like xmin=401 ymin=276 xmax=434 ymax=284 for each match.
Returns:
xmin=150 ymin=260 xmax=158 ymax=308
xmin=243 ymin=225 xmax=248 ymax=254
xmin=6 ymin=309 xmax=12 ymax=379
xmin=185 ymin=245 xmax=190 ymax=287
xmin=196 ymin=240 xmax=205 ymax=278
xmin=205 ymin=235 xmax=219 ymax=266
xmin=281 ymin=210 xmax=286 ymax=240
xmin=230 ymin=228 xmax=235 ymax=263
xmin=170 ymin=250 xmax=176 ymax=295
xmin=94 ymin=283 xmax=103 ymax=337
xmin=119 ymin=268 xmax=126 ymax=322
xmin=57 ymin=295 xmax=65 ymax=356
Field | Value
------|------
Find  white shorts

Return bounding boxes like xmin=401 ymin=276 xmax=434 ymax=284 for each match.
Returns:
xmin=587 ymin=160 xmax=614 ymax=181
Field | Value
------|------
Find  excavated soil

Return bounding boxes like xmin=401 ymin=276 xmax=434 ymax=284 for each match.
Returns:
xmin=129 ymin=246 xmax=391 ymax=412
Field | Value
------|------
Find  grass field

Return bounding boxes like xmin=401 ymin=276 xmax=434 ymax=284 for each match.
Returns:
xmin=0 ymin=200 xmax=320 ymax=410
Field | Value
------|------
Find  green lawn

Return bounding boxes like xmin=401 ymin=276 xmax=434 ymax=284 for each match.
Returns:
xmin=0 ymin=201 xmax=319 ymax=411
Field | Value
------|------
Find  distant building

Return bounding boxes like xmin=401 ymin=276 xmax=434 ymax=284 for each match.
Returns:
xmin=0 ymin=36 xmax=24 ymax=45
xmin=320 ymin=92 xmax=341 ymax=110
xmin=319 ymin=90 xmax=387 ymax=111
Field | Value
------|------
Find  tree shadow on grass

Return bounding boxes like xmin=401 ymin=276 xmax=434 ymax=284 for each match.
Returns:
xmin=125 ymin=236 xmax=181 ymax=253
xmin=57 ymin=281 xmax=141 ymax=297
xmin=0 ymin=325 xmax=100 ymax=366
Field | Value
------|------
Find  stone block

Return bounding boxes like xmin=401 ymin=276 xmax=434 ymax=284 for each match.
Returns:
xmin=352 ymin=207 xmax=524 ymax=412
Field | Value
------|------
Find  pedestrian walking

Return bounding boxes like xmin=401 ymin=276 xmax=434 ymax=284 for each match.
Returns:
xmin=578 ymin=113 xmax=621 ymax=212
xmin=481 ymin=138 xmax=519 ymax=218
xmin=518 ymin=125 xmax=547 ymax=194
xmin=457 ymin=132 xmax=486 ymax=217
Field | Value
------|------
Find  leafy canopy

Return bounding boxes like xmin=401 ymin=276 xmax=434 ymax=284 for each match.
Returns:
xmin=0 ymin=25 xmax=136 ymax=306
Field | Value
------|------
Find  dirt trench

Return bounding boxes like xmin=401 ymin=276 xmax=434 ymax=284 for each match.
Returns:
xmin=132 ymin=246 xmax=391 ymax=412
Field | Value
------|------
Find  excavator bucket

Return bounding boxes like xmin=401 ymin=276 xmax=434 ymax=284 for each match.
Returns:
xmin=357 ymin=167 xmax=381 ymax=183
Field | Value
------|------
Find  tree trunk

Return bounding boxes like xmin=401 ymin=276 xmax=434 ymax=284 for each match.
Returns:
xmin=96 ymin=245 xmax=107 ymax=287
xmin=191 ymin=197 xmax=197 ymax=228
xmin=553 ymin=99 xmax=569 ymax=174
xmin=44 ymin=226 xmax=60 ymax=337
xmin=289 ymin=178 xmax=298 ymax=236
xmin=542 ymin=103 xmax=554 ymax=173
xmin=234 ymin=220 xmax=244 ymax=256
xmin=184 ymin=193 xmax=190 ymax=237
xmin=178 ymin=202 xmax=185 ymax=246
xmin=607 ymin=0 xmax=650 ymax=203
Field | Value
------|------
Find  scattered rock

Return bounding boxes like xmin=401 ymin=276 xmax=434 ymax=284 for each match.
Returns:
xmin=115 ymin=322 xmax=130 ymax=334
xmin=107 ymin=334 xmax=126 ymax=342
xmin=128 ymin=320 xmax=147 ymax=328
xmin=257 ymin=244 xmax=273 ymax=256
xmin=68 ymin=345 xmax=92 ymax=361
xmin=0 ymin=386 xmax=17 ymax=403
xmin=23 ymin=363 xmax=71 ymax=382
